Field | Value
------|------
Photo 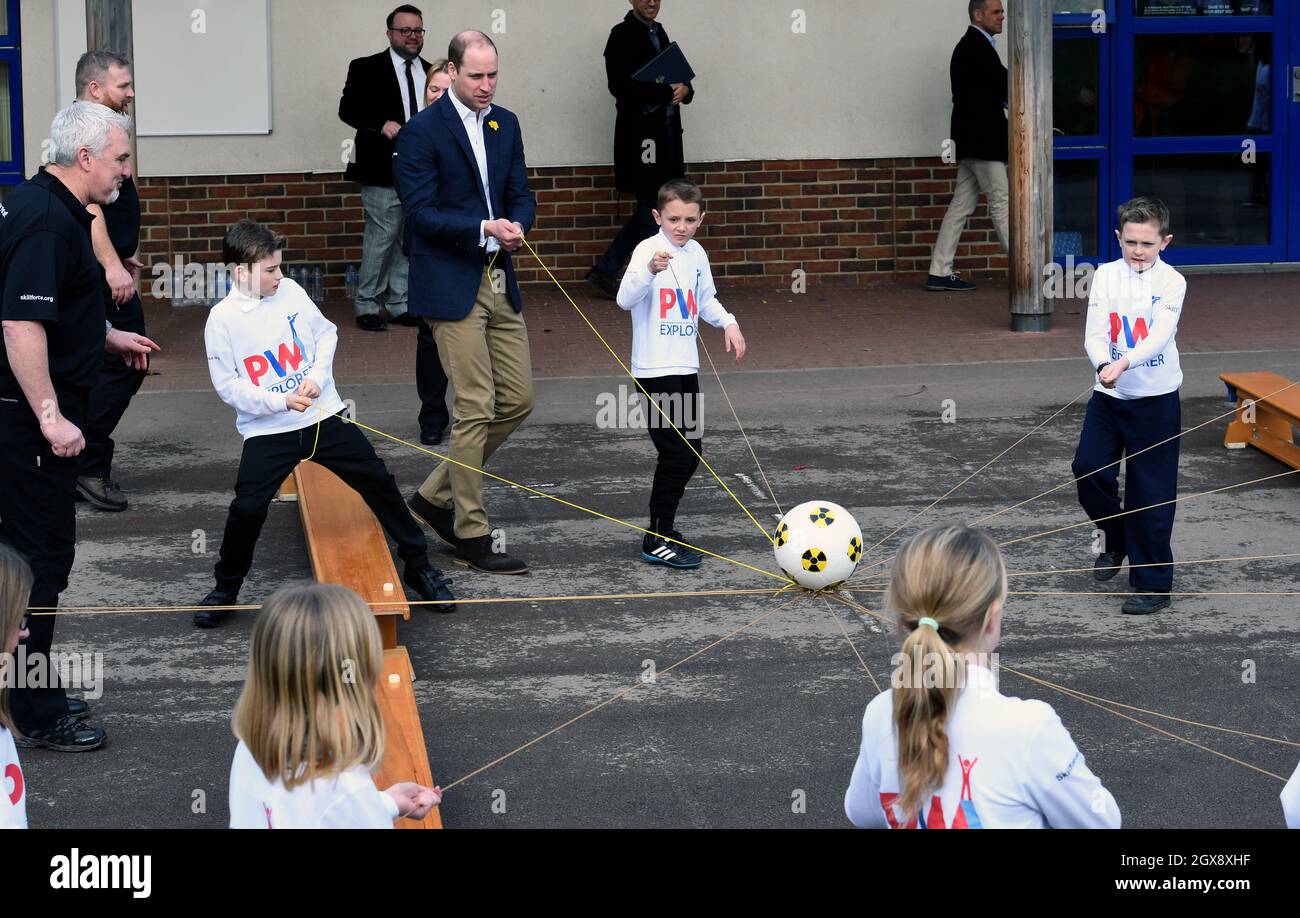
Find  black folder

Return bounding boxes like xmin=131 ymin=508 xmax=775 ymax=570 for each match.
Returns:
xmin=631 ymin=41 xmax=695 ymax=87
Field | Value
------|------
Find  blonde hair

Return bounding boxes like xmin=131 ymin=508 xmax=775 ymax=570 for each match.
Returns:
xmin=232 ymin=583 xmax=385 ymax=789
xmin=424 ymin=57 xmax=451 ymax=93
xmin=887 ymin=525 xmax=1006 ymax=818
xmin=0 ymin=544 xmax=35 ymax=733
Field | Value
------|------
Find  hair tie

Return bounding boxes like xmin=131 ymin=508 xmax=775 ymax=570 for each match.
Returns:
xmin=917 ymin=617 xmax=940 ymax=632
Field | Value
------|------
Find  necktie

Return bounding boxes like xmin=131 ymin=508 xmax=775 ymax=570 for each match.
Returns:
xmin=405 ymin=60 xmax=418 ymax=119
xmin=649 ymin=25 xmax=662 ymax=52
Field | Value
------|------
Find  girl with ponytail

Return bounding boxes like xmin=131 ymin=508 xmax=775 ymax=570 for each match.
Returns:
xmin=845 ymin=524 xmax=1119 ymax=829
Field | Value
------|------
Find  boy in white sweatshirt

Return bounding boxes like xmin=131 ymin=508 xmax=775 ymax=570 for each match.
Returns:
xmin=616 ymin=181 xmax=746 ymax=568
xmin=1071 ymin=197 xmax=1184 ymax=615
xmin=195 ymin=220 xmax=454 ymax=626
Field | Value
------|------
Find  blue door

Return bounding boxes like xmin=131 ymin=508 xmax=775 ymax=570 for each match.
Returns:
xmin=1053 ymin=1 xmax=1115 ymax=262
xmin=1055 ymin=0 xmax=1288 ymax=266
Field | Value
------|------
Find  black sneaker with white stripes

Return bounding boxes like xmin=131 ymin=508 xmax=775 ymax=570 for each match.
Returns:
xmin=641 ymin=531 xmax=704 ymax=569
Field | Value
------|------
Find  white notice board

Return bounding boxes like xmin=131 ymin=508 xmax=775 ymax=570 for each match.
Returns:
xmin=131 ymin=0 xmax=272 ymax=136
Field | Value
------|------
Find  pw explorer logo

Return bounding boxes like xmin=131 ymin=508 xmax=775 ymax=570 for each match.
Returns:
xmin=50 ymin=848 xmax=152 ymax=898
xmin=1109 ymin=313 xmax=1149 ymax=348
xmin=244 ymin=313 xmax=310 ymax=386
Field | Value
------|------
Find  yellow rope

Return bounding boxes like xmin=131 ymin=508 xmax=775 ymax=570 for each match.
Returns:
xmin=521 ymin=235 xmax=774 ymax=545
xmin=698 ymin=334 xmax=784 ymax=517
xmin=819 ymin=593 xmax=881 ymax=693
xmin=344 ymin=415 xmax=787 ymax=583
xmin=1002 ymin=665 xmax=1289 ymax=783
xmin=860 ymin=383 xmax=1094 ymax=560
xmin=972 ymin=378 xmax=1300 ymax=527
xmin=28 ymin=586 xmax=791 ymax=616
xmin=440 ymin=592 xmax=806 ymax=792
xmin=1005 ymin=550 xmax=1300 ymax=578
xmin=999 ymin=467 xmax=1300 ymax=549
xmin=826 ymin=590 xmax=1296 ymax=776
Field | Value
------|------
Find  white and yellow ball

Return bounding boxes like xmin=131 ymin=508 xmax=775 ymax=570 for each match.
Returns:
xmin=773 ymin=500 xmax=863 ymax=591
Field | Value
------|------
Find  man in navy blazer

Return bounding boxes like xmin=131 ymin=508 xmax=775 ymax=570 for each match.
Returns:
xmin=396 ymin=29 xmax=536 ymax=576
xmin=926 ymin=0 xmax=1009 ymax=293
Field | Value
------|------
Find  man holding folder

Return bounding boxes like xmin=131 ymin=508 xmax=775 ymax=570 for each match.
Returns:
xmin=587 ymin=0 xmax=694 ymax=299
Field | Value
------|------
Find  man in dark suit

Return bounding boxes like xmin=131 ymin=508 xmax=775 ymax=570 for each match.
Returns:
xmin=927 ymin=0 xmax=1010 ymax=293
xmin=585 ymin=0 xmax=693 ymax=299
xmin=396 ymin=30 xmax=536 ymax=576
xmin=339 ymin=4 xmax=432 ymax=331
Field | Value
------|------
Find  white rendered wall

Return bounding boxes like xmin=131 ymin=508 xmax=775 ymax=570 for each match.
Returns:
xmin=23 ymin=0 xmax=1005 ymax=177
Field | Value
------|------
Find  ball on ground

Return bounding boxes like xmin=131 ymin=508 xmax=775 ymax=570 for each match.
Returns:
xmin=772 ymin=500 xmax=863 ymax=591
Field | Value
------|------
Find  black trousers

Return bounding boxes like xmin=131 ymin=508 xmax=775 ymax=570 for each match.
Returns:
xmin=213 ymin=415 xmax=431 ymax=594
xmin=416 ymin=320 xmax=450 ymax=439
xmin=79 ymin=294 xmax=148 ymax=480
xmin=0 ymin=393 xmax=85 ymax=730
xmin=595 ymin=195 xmax=659 ymax=278
xmin=642 ymin=374 xmax=703 ymax=534
xmin=1072 ymin=390 xmax=1181 ymax=592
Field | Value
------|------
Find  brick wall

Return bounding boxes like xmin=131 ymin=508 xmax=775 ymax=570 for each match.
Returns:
xmin=136 ymin=158 xmax=1008 ymax=300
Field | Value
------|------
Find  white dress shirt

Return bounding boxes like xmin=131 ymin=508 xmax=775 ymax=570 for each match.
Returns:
xmin=390 ymin=48 xmax=426 ymax=123
xmin=447 ymin=88 xmax=499 ymax=253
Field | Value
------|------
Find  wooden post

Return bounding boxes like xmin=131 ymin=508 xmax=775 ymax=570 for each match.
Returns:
xmin=84 ymin=1 xmax=139 ymax=172
xmin=1007 ymin=0 xmax=1053 ymax=332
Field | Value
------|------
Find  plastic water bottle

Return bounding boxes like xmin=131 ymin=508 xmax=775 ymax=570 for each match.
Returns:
xmin=345 ymin=264 xmax=359 ymax=301
xmin=311 ymin=265 xmax=324 ymax=302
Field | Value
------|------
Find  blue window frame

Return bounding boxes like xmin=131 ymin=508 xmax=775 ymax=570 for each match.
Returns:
xmin=1054 ymin=0 xmax=1289 ymax=266
xmin=1053 ymin=4 xmax=1114 ymax=262
xmin=0 ymin=0 xmax=23 ymax=197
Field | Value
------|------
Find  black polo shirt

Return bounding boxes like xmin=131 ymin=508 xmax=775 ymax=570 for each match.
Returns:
xmin=0 ymin=168 xmax=105 ymax=399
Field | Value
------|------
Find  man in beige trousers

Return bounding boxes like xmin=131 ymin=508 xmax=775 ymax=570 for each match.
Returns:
xmin=927 ymin=0 xmax=1010 ymax=293
xmin=394 ymin=30 xmax=535 ymax=575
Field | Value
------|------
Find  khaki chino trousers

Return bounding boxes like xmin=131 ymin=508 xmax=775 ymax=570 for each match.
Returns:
xmin=418 ymin=268 xmax=534 ymax=539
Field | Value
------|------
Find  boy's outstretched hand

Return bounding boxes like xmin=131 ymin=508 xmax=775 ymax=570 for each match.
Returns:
xmin=725 ymin=324 xmax=747 ymax=362
xmin=648 ymin=251 xmax=673 ymax=275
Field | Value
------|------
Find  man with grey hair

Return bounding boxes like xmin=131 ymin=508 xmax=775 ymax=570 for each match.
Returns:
xmin=0 ymin=102 xmax=159 ymax=752
xmin=73 ymin=50 xmax=149 ymax=512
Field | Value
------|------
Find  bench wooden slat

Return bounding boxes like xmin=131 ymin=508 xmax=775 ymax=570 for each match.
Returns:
xmin=376 ymin=647 xmax=443 ymax=830
xmin=293 ymin=461 xmax=408 ymax=649
xmin=291 ymin=461 xmax=443 ymax=830
xmin=1220 ymin=372 xmax=1300 ymax=418
xmin=1220 ymin=372 xmax=1300 ymax=470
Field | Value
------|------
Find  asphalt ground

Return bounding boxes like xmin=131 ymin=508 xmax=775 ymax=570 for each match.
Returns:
xmin=21 ymin=346 xmax=1300 ymax=828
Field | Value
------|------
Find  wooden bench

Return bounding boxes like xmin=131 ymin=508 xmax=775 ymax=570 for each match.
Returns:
xmin=286 ymin=461 xmax=442 ymax=830
xmin=294 ymin=462 xmax=409 ymax=649
xmin=376 ymin=647 xmax=442 ymax=829
xmin=1221 ymin=371 xmax=1300 ymax=470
